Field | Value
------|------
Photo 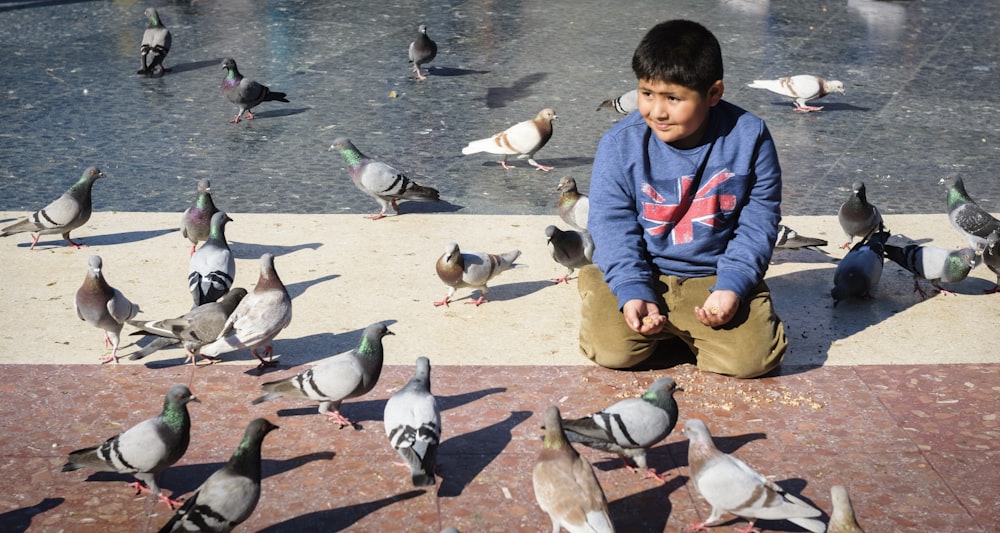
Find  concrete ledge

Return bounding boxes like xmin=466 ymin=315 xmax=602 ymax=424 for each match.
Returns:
xmin=1 ymin=211 xmax=996 ymax=367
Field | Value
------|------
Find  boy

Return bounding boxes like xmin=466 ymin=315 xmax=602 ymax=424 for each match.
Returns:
xmin=579 ymin=19 xmax=787 ymax=378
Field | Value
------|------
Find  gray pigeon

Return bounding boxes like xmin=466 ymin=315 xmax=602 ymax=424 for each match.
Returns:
xmin=384 ymin=356 xmax=440 ymax=486
xmin=127 ymin=287 xmax=248 ymax=365
xmin=181 ymin=179 xmax=219 ymax=256
xmin=189 ymin=212 xmax=235 ymax=307
xmin=462 ymin=108 xmax=557 ymax=171
xmin=221 ymin=58 xmax=289 ymax=123
xmin=62 ymin=385 xmax=199 ymax=510
xmin=330 ymin=137 xmax=440 ymax=220
xmin=533 ymin=406 xmax=615 ymax=533
xmin=941 ymin=175 xmax=1000 ymax=251
xmin=434 ymin=242 xmax=521 ymax=306
xmin=775 ymin=224 xmax=828 ymax=251
xmin=884 ymin=242 xmax=976 ymax=297
xmin=597 ymin=89 xmax=637 ymax=115
xmin=747 ymin=75 xmax=845 ymax=112
xmin=137 ymin=8 xmax=171 ymax=76
xmin=832 ymin=228 xmax=889 ymax=306
xmin=158 ymin=418 xmax=278 ymax=533
xmin=200 ymin=253 xmax=292 ymax=368
xmin=828 ymin=485 xmax=865 ymax=533
xmin=556 ymin=176 xmax=589 ymax=231
xmin=75 ymin=255 xmax=141 ymax=364
xmin=408 ymin=24 xmax=437 ymax=81
xmin=682 ymin=419 xmax=825 ymax=533
xmin=838 ymin=181 xmax=883 ymax=249
xmin=560 ymin=377 xmax=681 ymax=481
xmin=545 ymin=225 xmax=594 ymax=284
xmin=251 ymin=322 xmax=393 ymax=428
xmin=982 ymin=230 xmax=1000 ymax=293
xmin=1 ymin=167 xmax=104 ymax=250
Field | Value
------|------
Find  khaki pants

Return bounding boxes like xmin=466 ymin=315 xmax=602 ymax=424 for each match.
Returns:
xmin=578 ymin=265 xmax=786 ymax=378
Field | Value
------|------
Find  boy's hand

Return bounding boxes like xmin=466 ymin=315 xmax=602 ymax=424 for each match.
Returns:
xmin=694 ymin=290 xmax=740 ymax=327
xmin=623 ymin=299 xmax=666 ymax=335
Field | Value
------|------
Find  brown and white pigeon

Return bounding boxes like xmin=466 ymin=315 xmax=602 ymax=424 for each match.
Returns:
xmin=408 ymin=24 xmax=437 ymax=81
xmin=940 ymin=175 xmax=1000 ymax=251
xmin=434 ymin=242 xmax=521 ymax=306
xmin=137 ymin=8 xmax=171 ymax=76
xmin=199 ymin=253 xmax=291 ymax=368
xmin=1 ymin=167 xmax=104 ymax=250
xmin=75 ymin=255 xmax=141 ymax=364
xmin=838 ymin=181 xmax=882 ymax=249
xmin=384 ymin=356 xmax=440 ymax=486
xmin=62 ymin=385 xmax=199 ymax=510
xmin=251 ymin=322 xmax=393 ymax=428
xmin=462 ymin=108 xmax=556 ymax=171
xmin=827 ymin=485 xmax=865 ymax=533
xmin=747 ymin=75 xmax=844 ymax=112
xmin=181 ymin=179 xmax=219 ymax=256
xmin=221 ymin=58 xmax=289 ymax=123
xmin=545 ymin=225 xmax=594 ymax=284
xmin=533 ymin=406 xmax=615 ymax=533
xmin=884 ymin=242 xmax=976 ymax=297
xmin=556 ymin=176 xmax=589 ymax=231
xmin=682 ymin=419 xmax=825 ymax=533
xmin=330 ymin=137 xmax=440 ymax=220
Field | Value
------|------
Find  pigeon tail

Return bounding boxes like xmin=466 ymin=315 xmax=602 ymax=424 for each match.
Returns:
xmin=263 ymin=91 xmax=289 ymax=103
xmin=789 ymin=517 xmax=828 ymax=533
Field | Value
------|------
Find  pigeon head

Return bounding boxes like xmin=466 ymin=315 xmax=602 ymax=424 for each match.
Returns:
xmin=544 ymin=225 xmax=560 ymax=243
xmin=143 ymin=8 xmax=161 ymax=26
xmin=165 ymin=384 xmax=200 ymax=407
xmin=222 ymin=58 xmax=238 ymax=72
xmin=197 ymin=179 xmax=211 ymax=193
xmin=246 ymin=418 xmax=280 ymax=440
xmin=556 ymin=176 xmax=578 ymax=193
xmin=418 ymin=24 xmax=428 ymax=34
xmin=83 ymin=167 xmax=105 ymax=182
xmin=87 ymin=255 xmax=103 ymax=275
xmin=644 ymin=377 xmax=683 ymax=400
xmin=537 ymin=108 xmax=557 ymax=122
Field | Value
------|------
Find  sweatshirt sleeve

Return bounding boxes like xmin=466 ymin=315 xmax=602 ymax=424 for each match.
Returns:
xmin=712 ymin=125 xmax=781 ymax=299
xmin=589 ymin=131 xmax=659 ymax=309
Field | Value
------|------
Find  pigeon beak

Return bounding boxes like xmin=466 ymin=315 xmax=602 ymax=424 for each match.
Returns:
xmin=188 ymin=395 xmax=201 ymax=404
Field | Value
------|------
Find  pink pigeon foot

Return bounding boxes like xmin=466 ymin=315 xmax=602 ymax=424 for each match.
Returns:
xmin=29 ymin=233 xmax=42 ymax=250
xmin=65 ymin=237 xmax=85 ymax=249
xmin=228 ymin=116 xmax=241 ymax=124
xmin=324 ymin=410 xmax=353 ymax=428
xmin=366 ymin=212 xmax=388 ymax=220
xmin=794 ymin=104 xmax=824 ymax=112
xmin=466 ymin=295 xmax=488 ymax=306
xmin=252 ymin=346 xmax=278 ymax=369
xmin=100 ymin=353 xmax=118 ymax=364
xmin=244 ymin=111 xmax=255 ymax=120
xmin=552 ymin=274 xmax=571 ymax=284
xmin=684 ymin=521 xmax=712 ymax=532
xmin=499 ymin=159 xmax=515 ymax=170
xmin=733 ymin=522 xmax=761 ymax=533
xmin=433 ymin=296 xmax=451 ymax=307
xmin=128 ymin=481 xmax=182 ymax=510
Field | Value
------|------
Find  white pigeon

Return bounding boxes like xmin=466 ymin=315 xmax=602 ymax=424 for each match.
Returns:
xmin=682 ymin=419 xmax=825 ymax=533
xmin=384 ymin=356 xmax=441 ymax=487
xmin=556 ymin=176 xmax=589 ymax=231
xmin=747 ymin=75 xmax=844 ymax=112
xmin=462 ymin=108 xmax=556 ymax=171
xmin=434 ymin=242 xmax=521 ymax=306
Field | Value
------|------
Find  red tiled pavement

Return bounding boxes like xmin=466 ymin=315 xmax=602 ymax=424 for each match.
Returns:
xmin=0 ymin=362 xmax=996 ymax=532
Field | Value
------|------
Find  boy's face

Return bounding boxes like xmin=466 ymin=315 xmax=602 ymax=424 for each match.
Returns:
xmin=637 ymin=78 xmax=724 ymax=149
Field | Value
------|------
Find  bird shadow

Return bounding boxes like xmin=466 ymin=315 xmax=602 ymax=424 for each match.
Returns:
xmin=0 ymin=497 xmax=64 ymax=533
xmin=285 ymin=273 xmax=340 ymax=300
xmin=437 ymin=387 xmax=507 ymax=412
xmin=770 ymin=247 xmax=834 ymax=265
xmin=476 ymin=279 xmax=554 ymax=303
xmin=396 ymin=199 xmax=464 ymax=215
xmin=228 ymin=241 xmax=323 ymax=260
xmin=161 ymin=451 xmax=335 ymax=495
xmin=485 ymin=72 xmax=547 ymax=108
xmin=437 ymin=410 xmax=533 ymax=498
xmin=532 ymin=155 xmax=596 ymax=169
xmin=19 ymin=228 xmax=177 ymax=248
xmin=608 ymin=474 xmax=688 ymax=532
xmin=739 ymin=478 xmax=828 ymax=532
xmin=250 ymin=107 xmax=311 ymax=120
xmin=256 ymin=489 xmax=426 ymax=532
xmin=169 ymin=58 xmax=225 ymax=74
xmin=426 ymin=66 xmax=490 ymax=77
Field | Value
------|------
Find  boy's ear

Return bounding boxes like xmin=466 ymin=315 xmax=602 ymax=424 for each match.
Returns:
xmin=706 ymin=80 xmax=724 ymax=106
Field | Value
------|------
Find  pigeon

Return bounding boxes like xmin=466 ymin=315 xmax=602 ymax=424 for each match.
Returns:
xmin=832 ymin=228 xmax=889 ymax=306
xmin=462 ymin=108 xmax=557 ymax=171
xmin=827 ymin=485 xmax=865 ymax=533
xmin=127 ymin=287 xmax=248 ymax=365
xmin=747 ymin=75 xmax=845 ymax=112
xmin=940 ymin=175 xmax=1000 ymax=251
xmin=533 ymin=406 xmax=615 ymax=533
xmin=189 ymin=212 xmax=235 ymax=307
xmin=597 ymin=89 xmax=638 ymax=115
xmin=774 ymin=224 xmax=828 ymax=251
xmin=137 ymin=8 xmax=171 ymax=76
xmin=838 ymin=181 xmax=883 ymax=249
xmin=1 ymin=167 xmax=104 ymax=250
xmin=251 ymin=322 xmax=393 ymax=428
xmin=158 ymin=418 xmax=278 ymax=533
xmin=556 ymin=176 xmax=589 ymax=231
xmin=200 ymin=253 xmax=292 ymax=368
xmin=884 ymin=242 xmax=976 ymax=297
xmin=682 ymin=418 xmax=825 ymax=533
xmin=408 ymin=24 xmax=437 ymax=81
xmin=384 ymin=356 xmax=440 ymax=487
xmin=982 ymin=230 xmax=1000 ymax=293
xmin=181 ymin=179 xmax=220 ymax=256
xmin=545 ymin=225 xmax=594 ymax=284
xmin=330 ymin=137 xmax=441 ymax=220
xmin=75 ymin=255 xmax=141 ymax=364
xmin=62 ymin=385 xmax=199 ymax=510
xmin=560 ymin=377 xmax=681 ymax=481
xmin=434 ymin=242 xmax=521 ymax=306
xmin=221 ymin=58 xmax=289 ymax=123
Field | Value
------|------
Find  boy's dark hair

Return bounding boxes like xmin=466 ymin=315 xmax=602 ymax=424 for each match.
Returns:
xmin=632 ymin=20 xmax=723 ymax=95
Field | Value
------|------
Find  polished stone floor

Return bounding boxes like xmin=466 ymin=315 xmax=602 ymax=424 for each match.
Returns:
xmin=1 ymin=0 xmax=998 ymax=216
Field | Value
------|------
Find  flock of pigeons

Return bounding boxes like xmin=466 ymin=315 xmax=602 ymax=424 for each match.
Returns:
xmin=3 ymin=7 xmax=997 ymax=533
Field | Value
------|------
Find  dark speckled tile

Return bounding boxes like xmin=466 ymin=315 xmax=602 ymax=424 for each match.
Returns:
xmin=0 ymin=363 xmax=995 ymax=532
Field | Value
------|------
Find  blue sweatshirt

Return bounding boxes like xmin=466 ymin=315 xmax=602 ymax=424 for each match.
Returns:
xmin=589 ymin=100 xmax=781 ymax=309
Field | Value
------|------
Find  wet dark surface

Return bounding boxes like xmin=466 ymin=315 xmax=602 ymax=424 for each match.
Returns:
xmin=1 ymin=0 xmax=997 ymax=216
